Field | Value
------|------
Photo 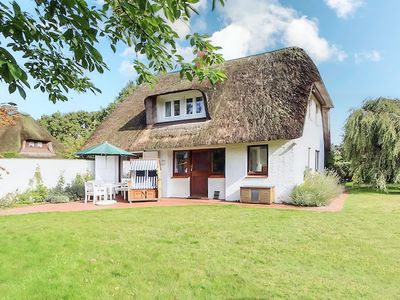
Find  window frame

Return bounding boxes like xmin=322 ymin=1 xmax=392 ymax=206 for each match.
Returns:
xmin=247 ymin=145 xmax=269 ymax=176
xmin=173 ymin=150 xmax=190 ymax=177
xmin=186 ymin=98 xmax=193 ymax=115
xmin=173 ymin=100 xmax=181 ymax=116
xmin=210 ymin=148 xmax=225 ymax=177
xmin=165 ymin=101 xmax=172 ymax=117
xmin=195 ymin=96 xmax=204 ymax=114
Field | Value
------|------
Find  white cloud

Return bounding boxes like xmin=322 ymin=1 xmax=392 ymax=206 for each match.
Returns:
xmin=170 ymin=19 xmax=191 ymax=38
xmin=284 ymin=17 xmax=347 ymax=62
xmin=122 ymin=47 xmax=136 ymax=57
xmin=119 ymin=60 xmax=137 ymax=77
xmin=324 ymin=0 xmax=363 ymax=18
xmin=354 ymin=50 xmax=382 ymax=64
xmin=210 ymin=0 xmax=346 ymax=62
xmin=192 ymin=0 xmax=208 ymax=11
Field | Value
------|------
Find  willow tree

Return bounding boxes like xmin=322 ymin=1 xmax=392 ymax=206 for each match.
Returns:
xmin=343 ymin=98 xmax=400 ymax=190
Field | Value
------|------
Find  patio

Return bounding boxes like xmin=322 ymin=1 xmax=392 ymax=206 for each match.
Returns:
xmin=0 ymin=193 xmax=348 ymax=216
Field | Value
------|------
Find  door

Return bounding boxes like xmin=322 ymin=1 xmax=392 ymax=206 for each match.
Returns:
xmin=190 ymin=150 xmax=209 ymax=197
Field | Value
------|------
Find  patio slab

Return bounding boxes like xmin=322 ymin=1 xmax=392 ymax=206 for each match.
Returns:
xmin=0 ymin=193 xmax=348 ymax=216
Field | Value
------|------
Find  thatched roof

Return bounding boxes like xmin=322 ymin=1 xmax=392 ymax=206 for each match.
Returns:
xmin=0 ymin=114 xmax=63 ymax=157
xmin=87 ymin=47 xmax=332 ymax=151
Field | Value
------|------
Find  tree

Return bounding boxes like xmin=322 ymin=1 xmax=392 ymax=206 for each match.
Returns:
xmin=0 ymin=0 xmax=226 ymax=103
xmin=343 ymin=98 xmax=400 ymax=190
xmin=38 ymin=81 xmax=136 ymax=157
xmin=327 ymin=144 xmax=352 ymax=183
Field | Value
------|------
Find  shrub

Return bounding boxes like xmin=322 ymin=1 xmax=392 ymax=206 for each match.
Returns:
xmin=45 ymin=193 xmax=70 ymax=204
xmin=0 ymin=193 xmax=17 ymax=208
xmin=65 ymin=173 xmax=92 ymax=200
xmin=0 ymin=151 xmax=21 ymax=158
xmin=20 ymin=166 xmax=49 ymax=203
xmin=290 ymin=170 xmax=343 ymax=207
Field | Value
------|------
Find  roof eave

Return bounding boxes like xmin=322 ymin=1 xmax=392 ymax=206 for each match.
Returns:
xmin=312 ymin=81 xmax=334 ymax=109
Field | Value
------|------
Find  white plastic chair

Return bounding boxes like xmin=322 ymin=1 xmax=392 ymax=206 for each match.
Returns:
xmin=84 ymin=181 xmax=95 ymax=203
xmin=115 ymin=178 xmax=129 ymax=200
xmin=93 ymin=182 xmax=107 ymax=204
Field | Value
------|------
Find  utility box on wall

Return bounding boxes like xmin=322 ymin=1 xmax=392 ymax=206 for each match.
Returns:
xmin=240 ymin=186 xmax=275 ymax=204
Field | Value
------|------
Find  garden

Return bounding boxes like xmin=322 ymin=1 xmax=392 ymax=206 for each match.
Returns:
xmin=0 ymin=186 xmax=399 ymax=299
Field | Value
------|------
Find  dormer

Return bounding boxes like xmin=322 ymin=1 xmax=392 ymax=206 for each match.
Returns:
xmin=145 ymin=90 xmax=207 ymax=126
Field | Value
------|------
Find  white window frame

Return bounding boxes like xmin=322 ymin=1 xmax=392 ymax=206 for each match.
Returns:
xmin=156 ymin=90 xmax=206 ymax=123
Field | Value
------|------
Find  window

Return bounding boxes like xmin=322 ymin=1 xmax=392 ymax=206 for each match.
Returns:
xmin=165 ymin=101 xmax=171 ymax=117
xmin=173 ymin=151 xmax=189 ymax=176
xmin=196 ymin=97 xmax=204 ymax=114
xmin=28 ymin=141 xmax=35 ymax=147
xmin=37 ymin=142 xmax=43 ymax=148
xmin=247 ymin=145 xmax=268 ymax=175
xmin=186 ymin=98 xmax=193 ymax=114
xmin=315 ymin=150 xmax=320 ymax=171
xmin=174 ymin=100 xmax=180 ymax=116
xmin=211 ymin=149 xmax=225 ymax=175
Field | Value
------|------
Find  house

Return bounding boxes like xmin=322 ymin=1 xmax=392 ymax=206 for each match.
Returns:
xmin=0 ymin=105 xmax=63 ymax=158
xmin=87 ymin=47 xmax=333 ymax=203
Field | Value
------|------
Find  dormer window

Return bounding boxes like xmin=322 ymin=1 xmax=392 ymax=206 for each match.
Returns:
xmin=156 ymin=90 xmax=206 ymax=123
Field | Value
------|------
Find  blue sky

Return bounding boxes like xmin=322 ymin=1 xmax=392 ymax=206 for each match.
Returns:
xmin=1 ymin=0 xmax=399 ymax=144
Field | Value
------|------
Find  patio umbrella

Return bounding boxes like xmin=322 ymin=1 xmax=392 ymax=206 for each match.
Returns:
xmin=77 ymin=142 xmax=132 ymax=179
xmin=76 ymin=141 xmax=132 ymax=156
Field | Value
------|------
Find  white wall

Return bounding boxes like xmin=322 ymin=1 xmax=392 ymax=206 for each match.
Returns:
xmin=159 ymin=150 xmax=191 ymax=198
xmin=208 ymin=178 xmax=225 ymax=200
xmin=0 ymin=159 xmax=94 ymax=197
xmin=225 ymin=140 xmax=296 ymax=203
xmin=292 ymin=95 xmax=326 ymax=185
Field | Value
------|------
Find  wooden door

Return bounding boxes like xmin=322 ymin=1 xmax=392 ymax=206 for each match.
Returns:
xmin=190 ymin=150 xmax=209 ymax=197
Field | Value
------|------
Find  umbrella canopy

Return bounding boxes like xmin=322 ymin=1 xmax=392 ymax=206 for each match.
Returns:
xmin=76 ymin=141 xmax=132 ymax=156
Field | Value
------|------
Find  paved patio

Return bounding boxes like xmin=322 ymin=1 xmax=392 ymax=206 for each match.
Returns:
xmin=0 ymin=193 xmax=348 ymax=216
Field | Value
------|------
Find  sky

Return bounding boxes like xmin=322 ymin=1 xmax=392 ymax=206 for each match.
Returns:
xmin=1 ymin=0 xmax=400 ymax=144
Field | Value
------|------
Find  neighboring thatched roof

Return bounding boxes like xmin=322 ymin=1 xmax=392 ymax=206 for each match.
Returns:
xmin=0 ymin=114 xmax=63 ymax=156
xmin=87 ymin=47 xmax=332 ymax=151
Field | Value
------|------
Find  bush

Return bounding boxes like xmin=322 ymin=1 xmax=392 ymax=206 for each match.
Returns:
xmin=44 ymin=174 xmax=71 ymax=203
xmin=0 ymin=151 xmax=20 ymax=158
xmin=0 ymin=193 xmax=17 ymax=208
xmin=290 ymin=170 xmax=343 ymax=207
xmin=65 ymin=173 xmax=92 ymax=200
xmin=45 ymin=193 xmax=70 ymax=204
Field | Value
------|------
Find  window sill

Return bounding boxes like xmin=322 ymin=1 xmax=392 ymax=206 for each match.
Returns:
xmin=171 ymin=175 xmax=190 ymax=179
xmin=245 ymin=175 xmax=268 ymax=178
xmin=209 ymin=175 xmax=225 ymax=179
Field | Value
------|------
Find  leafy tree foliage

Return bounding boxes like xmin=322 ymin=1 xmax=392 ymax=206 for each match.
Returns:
xmin=343 ymin=98 xmax=400 ymax=190
xmin=38 ymin=81 xmax=136 ymax=158
xmin=327 ymin=144 xmax=352 ymax=183
xmin=0 ymin=0 xmax=226 ymax=102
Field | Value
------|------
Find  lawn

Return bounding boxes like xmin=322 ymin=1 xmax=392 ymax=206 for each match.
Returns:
xmin=0 ymin=189 xmax=399 ymax=299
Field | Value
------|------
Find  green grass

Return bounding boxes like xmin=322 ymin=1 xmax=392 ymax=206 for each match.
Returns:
xmin=0 ymin=190 xmax=399 ymax=299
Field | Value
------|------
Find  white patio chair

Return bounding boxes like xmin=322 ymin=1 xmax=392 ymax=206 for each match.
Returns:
xmin=115 ymin=178 xmax=129 ymax=200
xmin=93 ymin=182 xmax=107 ymax=204
xmin=84 ymin=181 xmax=95 ymax=203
